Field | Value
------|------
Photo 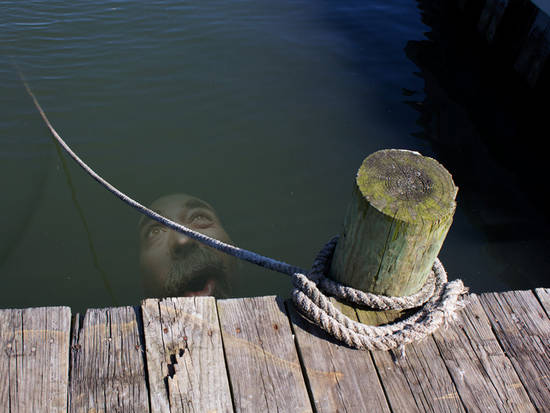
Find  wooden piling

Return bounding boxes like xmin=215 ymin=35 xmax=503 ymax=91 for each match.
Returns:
xmin=329 ymin=149 xmax=458 ymax=297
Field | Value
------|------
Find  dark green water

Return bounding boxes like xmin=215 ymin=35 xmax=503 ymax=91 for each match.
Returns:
xmin=1 ymin=0 xmax=548 ymax=312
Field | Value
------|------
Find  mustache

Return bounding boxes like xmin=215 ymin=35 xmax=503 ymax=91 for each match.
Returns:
xmin=164 ymin=245 xmax=231 ymax=296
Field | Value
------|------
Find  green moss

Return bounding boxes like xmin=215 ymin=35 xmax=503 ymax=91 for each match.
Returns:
xmin=356 ymin=149 xmax=457 ymax=223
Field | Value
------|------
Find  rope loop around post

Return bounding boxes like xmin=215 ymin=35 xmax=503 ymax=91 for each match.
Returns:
xmin=291 ymin=237 xmax=468 ymax=352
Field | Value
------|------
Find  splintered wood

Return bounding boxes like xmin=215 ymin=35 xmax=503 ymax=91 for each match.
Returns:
xmin=141 ymin=296 xmax=232 ymax=413
xmin=0 ymin=289 xmax=549 ymax=412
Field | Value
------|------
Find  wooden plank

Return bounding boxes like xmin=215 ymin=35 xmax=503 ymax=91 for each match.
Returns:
xmin=287 ymin=299 xmax=391 ymax=412
xmin=0 ymin=307 xmax=71 ymax=413
xmin=480 ymin=290 xmax=550 ymax=412
xmin=217 ymin=296 xmax=312 ymax=412
xmin=69 ymin=306 xmax=150 ymax=413
xmin=359 ymin=309 xmax=466 ymax=412
xmin=535 ymin=288 xmax=550 ymax=317
xmin=432 ymin=294 xmax=536 ymax=412
xmin=141 ymin=297 xmax=233 ymax=413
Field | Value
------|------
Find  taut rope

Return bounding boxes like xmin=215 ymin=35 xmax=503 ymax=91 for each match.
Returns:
xmin=18 ymin=70 xmax=467 ymax=352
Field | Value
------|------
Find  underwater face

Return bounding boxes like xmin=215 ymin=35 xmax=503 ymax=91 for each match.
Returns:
xmin=138 ymin=193 xmax=235 ymax=298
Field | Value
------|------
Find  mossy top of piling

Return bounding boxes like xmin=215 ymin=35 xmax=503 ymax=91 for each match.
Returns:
xmin=356 ymin=149 xmax=457 ymax=223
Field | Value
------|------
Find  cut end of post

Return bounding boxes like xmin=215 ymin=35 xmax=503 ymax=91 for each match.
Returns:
xmin=357 ymin=149 xmax=457 ymax=223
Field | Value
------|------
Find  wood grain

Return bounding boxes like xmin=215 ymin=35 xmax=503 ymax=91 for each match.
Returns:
xmin=479 ymin=290 xmax=550 ymax=412
xmin=535 ymin=288 xmax=550 ymax=317
xmin=360 ymin=308 xmax=465 ymax=412
xmin=432 ymin=294 xmax=536 ymax=412
xmin=141 ymin=296 xmax=233 ymax=413
xmin=69 ymin=306 xmax=150 ymax=413
xmin=0 ymin=306 xmax=71 ymax=413
xmin=2 ymin=290 xmax=550 ymax=412
xmin=217 ymin=296 xmax=312 ymax=412
xmin=288 ymin=298 xmax=390 ymax=412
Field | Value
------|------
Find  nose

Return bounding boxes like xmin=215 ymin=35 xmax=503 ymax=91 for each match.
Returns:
xmin=169 ymin=231 xmax=196 ymax=258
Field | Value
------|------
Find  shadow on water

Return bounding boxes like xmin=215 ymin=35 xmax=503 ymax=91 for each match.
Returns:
xmin=314 ymin=0 xmax=549 ymax=291
xmin=404 ymin=0 xmax=550 ymax=289
xmin=316 ymin=0 xmax=430 ymax=130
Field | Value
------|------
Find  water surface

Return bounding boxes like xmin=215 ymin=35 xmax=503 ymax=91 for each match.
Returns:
xmin=1 ymin=0 xmax=547 ymax=312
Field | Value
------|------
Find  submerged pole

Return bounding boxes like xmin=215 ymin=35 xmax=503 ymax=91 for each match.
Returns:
xmin=329 ymin=149 xmax=458 ymax=297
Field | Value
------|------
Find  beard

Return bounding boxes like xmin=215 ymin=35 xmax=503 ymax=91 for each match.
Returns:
xmin=163 ymin=245 xmax=232 ymax=298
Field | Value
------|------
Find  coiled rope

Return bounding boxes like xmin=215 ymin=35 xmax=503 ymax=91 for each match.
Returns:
xmin=18 ymin=69 xmax=467 ymax=352
xmin=292 ymin=237 xmax=466 ymax=352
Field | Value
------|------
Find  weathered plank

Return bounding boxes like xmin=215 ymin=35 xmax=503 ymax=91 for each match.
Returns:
xmin=480 ymin=290 xmax=550 ymax=412
xmin=432 ymin=294 xmax=536 ymax=412
xmin=0 ymin=306 xmax=71 ymax=413
xmin=217 ymin=296 xmax=312 ymax=412
xmin=535 ymin=288 xmax=550 ymax=317
xmin=359 ymin=309 xmax=466 ymax=412
xmin=69 ymin=306 xmax=150 ymax=413
xmin=287 ymin=299 xmax=391 ymax=412
xmin=2 ymin=289 xmax=549 ymax=413
xmin=141 ymin=297 xmax=233 ymax=413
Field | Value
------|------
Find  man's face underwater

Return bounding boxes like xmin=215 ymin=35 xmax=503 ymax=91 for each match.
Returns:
xmin=138 ymin=194 xmax=235 ymax=298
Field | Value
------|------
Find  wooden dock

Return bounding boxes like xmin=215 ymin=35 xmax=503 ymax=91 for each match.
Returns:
xmin=1 ymin=289 xmax=549 ymax=412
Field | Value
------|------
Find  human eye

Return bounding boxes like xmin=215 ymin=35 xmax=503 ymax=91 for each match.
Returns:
xmin=189 ymin=212 xmax=213 ymax=229
xmin=146 ymin=225 xmax=166 ymax=239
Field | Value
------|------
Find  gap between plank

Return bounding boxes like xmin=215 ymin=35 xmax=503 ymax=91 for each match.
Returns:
xmin=353 ymin=305 xmax=397 ymax=413
xmin=283 ymin=300 xmax=319 ymax=413
xmin=214 ymin=298 xmax=237 ymax=413
xmin=479 ymin=291 xmax=543 ymax=411
xmin=136 ymin=304 xmax=154 ymax=413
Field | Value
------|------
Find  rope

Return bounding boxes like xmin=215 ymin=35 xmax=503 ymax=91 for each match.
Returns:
xmin=18 ymin=68 xmax=467 ymax=352
xmin=292 ymin=237 xmax=467 ymax=352
xmin=16 ymin=68 xmax=305 ymax=277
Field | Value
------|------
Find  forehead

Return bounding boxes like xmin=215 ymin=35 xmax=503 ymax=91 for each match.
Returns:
xmin=139 ymin=194 xmax=217 ymax=229
xmin=151 ymin=194 xmax=214 ymax=213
